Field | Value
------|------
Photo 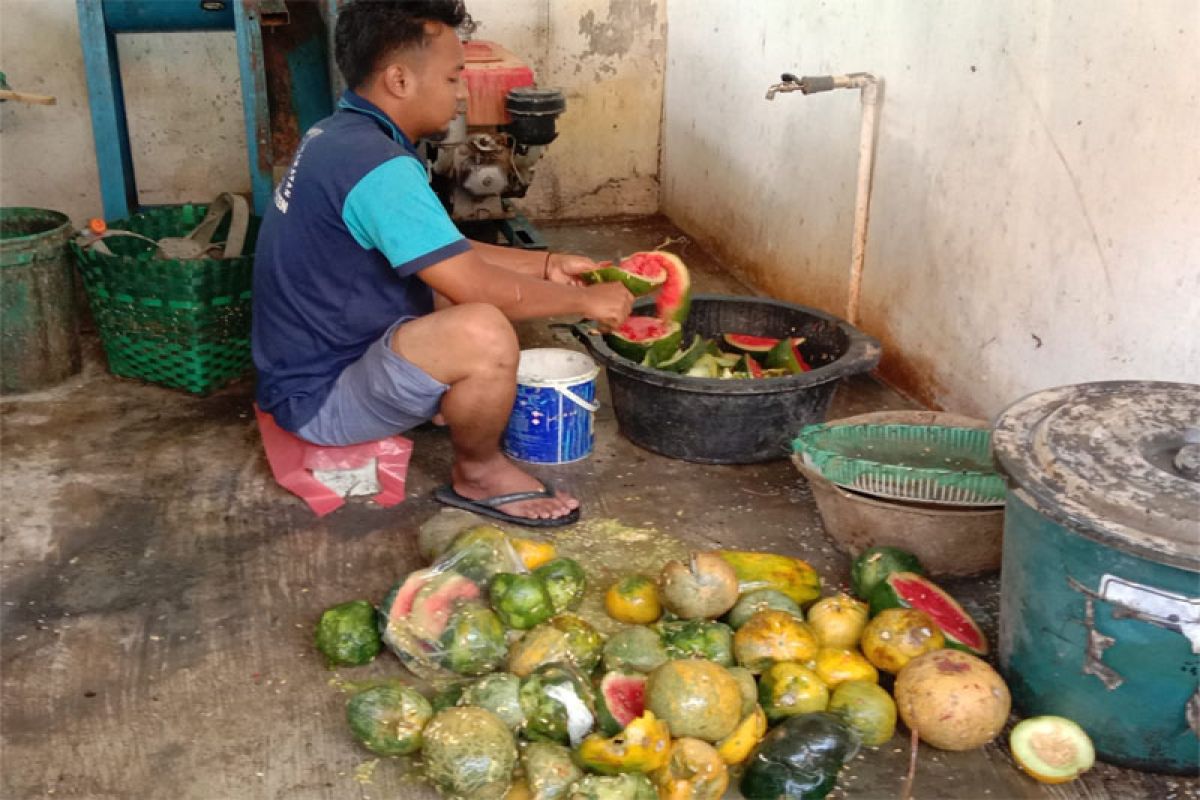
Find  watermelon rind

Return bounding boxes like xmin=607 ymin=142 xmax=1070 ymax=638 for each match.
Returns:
xmin=604 ymin=319 xmax=682 ymax=364
xmin=646 ymin=251 xmax=691 ymax=325
xmin=583 ymin=262 xmax=667 ymax=297
xmin=657 ymin=335 xmax=708 ymax=374
xmin=850 ymin=546 xmax=925 ymax=600
xmin=764 ymin=338 xmax=811 ymax=374
xmin=868 ymin=571 xmax=988 ymax=655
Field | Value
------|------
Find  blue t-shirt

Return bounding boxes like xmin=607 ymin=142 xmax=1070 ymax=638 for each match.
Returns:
xmin=252 ymin=91 xmax=471 ymax=431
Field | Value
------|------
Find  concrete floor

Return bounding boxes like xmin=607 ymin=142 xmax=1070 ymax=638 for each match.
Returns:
xmin=2 ymin=216 xmax=1195 ymax=799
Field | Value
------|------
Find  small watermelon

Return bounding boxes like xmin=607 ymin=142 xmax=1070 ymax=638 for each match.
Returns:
xmin=868 ymin=571 xmax=988 ymax=655
xmin=722 ymin=333 xmax=780 ymax=355
xmin=595 ymin=670 xmax=648 ymax=735
xmin=764 ymin=337 xmax=812 ymax=373
xmin=850 ymin=546 xmax=925 ymax=600
xmin=604 ymin=317 xmax=683 ymax=365
xmin=583 ymin=257 xmax=668 ymax=296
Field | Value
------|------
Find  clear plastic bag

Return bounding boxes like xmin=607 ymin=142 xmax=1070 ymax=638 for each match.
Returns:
xmin=379 ymin=525 xmax=526 ymax=680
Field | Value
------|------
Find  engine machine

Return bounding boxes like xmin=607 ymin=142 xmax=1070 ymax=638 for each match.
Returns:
xmin=424 ymin=39 xmax=566 ymax=223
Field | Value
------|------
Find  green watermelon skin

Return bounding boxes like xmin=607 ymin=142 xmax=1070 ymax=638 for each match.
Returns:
xmin=850 ymin=546 xmax=925 ymax=600
xmin=595 ymin=670 xmax=647 ymax=735
xmin=868 ymin=571 xmax=988 ymax=656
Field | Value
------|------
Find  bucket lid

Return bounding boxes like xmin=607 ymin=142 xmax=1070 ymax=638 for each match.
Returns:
xmin=993 ymin=381 xmax=1200 ymax=571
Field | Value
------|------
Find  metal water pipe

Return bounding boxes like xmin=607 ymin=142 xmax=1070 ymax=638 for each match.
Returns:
xmin=767 ymin=72 xmax=881 ymax=326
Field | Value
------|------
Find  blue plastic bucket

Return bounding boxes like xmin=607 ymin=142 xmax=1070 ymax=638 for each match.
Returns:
xmin=503 ymin=348 xmax=600 ymax=464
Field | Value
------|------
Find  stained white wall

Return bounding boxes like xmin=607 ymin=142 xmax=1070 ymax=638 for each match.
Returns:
xmin=662 ymin=0 xmax=1200 ymax=416
xmin=0 ymin=0 xmax=664 ymax=224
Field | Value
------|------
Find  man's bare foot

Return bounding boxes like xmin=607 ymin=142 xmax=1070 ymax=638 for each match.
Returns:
xmin=452 ymin=455 xmax=579 ymax=521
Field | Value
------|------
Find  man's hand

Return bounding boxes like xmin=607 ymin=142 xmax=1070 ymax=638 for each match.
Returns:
xmin=546 ymin=253 xmax=600 ymax=286
xmin=581 ymin=282 xmax=633 ymax=330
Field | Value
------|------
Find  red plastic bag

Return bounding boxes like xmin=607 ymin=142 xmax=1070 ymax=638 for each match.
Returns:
xmin=254 ymin=405 xmax=413 ymax=516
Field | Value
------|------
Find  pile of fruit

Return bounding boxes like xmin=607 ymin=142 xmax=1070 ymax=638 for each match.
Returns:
xmin=316 ymin=529 xmax=1096 ymax=799
xmin=583 ymin=251 xmax=812 ymax=378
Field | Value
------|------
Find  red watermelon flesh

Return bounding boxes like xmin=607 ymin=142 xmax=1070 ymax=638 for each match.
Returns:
xmin=887 ymin=573 xmax=988 ymax=655
xmin=746 ymin=355 xmax=764 ymax=378
xmin=598 ymin=671 xmax=646 ymax=734
xmin=722 ymin=333 xmax=780 ymax=354
xmin=605 ymin=256 xmax=667 ymax=281
xmin=408 ymin=573 xmax=481 ymax=639
xmin=615 ymin=316 xmax=674 ymax=340
xmin=387 ymin=572 xmax=431 ymax=621
xmin=616 ymin=252 xmax=691 ymax=324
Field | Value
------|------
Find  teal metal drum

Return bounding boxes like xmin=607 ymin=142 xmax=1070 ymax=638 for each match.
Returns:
xmin=993 ymin=381 xmax=1200 ymax=775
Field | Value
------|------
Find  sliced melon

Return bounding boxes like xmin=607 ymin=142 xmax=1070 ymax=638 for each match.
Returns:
xmin=657 ymin=335 xmax=708 ymax=373
xmin=604 ymin=317 xmax=682 ymax=364
xmin=583 ymin=258 xmax=668 ymax=296
xmin=1010 ymin=716 xmax=1095 ymax=784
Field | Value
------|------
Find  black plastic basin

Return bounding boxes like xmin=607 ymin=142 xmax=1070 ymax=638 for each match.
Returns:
xmin=574 ymin=294 xmax=882 ymax=463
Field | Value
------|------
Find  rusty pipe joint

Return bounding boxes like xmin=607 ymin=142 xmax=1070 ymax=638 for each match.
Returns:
xmin=766 ymin=71 xmax=879 ymax=100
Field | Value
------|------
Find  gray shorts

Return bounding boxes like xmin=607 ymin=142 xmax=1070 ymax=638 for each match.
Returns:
xmin=295 ymin=319 xmax=448 ymax=446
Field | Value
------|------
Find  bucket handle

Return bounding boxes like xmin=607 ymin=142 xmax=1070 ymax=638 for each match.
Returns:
xmin=558 ymin=385 xmax=600 ymax=413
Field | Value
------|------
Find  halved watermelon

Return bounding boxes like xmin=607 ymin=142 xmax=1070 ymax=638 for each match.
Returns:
xmin=595 ymin=670 xmax=647 ymax=736
xmin=583 ymin=258 xmax=668 ymax=297
xmin=604 ymin=317 xmax=682 ymax=364
xmin=868 ymin=572 xmax=988 ymax=655
xmin=722 ymin=333 xmax=780 ymax=355
xmin=764 ymin=337 xmax=812 ymax=373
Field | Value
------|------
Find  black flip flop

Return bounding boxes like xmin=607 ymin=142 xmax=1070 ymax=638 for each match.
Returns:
xmin=432 ymin=482 xmax=581 ymax=529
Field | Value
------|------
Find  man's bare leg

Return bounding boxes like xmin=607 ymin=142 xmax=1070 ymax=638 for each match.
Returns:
xmin=390 ymin=303 xmax=578 ymax=520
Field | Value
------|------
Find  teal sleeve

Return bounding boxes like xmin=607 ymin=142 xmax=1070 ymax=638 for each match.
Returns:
xmin=341 ymin=155 xmax=470 ymax=275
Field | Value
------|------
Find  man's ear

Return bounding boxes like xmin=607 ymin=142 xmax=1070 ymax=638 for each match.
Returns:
xmin=381 ymin=61 xmax=416 ymax=100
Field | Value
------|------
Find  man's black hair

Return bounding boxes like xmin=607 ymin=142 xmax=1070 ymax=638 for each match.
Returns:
xmin=335 ymin=0 xmax=468 ymax=90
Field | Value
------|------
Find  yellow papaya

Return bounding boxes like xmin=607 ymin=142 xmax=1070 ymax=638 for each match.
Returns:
xmin=713 ymin=550 xmax=821 ymax=606
xmin=715 ymin=705 xmax=768 ymax=765
xmin=575 ymin=711 xmax=671 ymax=774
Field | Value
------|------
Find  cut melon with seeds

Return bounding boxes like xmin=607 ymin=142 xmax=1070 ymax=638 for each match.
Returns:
xmin=1010 ymin=716 xmax=1095 ymax=784
xmin=604 ymin=317 xmax=682 ymax=364
xmin=583 ymin=258 xmax=668 ymax=296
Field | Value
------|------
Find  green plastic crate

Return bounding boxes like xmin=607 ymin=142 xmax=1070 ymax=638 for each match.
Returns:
xmin=792 ymin=422 xmax=1007 ymax=506
xmin=71 ymin=204 xmax=260 ymax=395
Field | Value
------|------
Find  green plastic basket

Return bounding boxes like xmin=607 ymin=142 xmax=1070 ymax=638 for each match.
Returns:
xmin=792 ymin=422 xmax=1007 ymax=506
xmin=71 ymin=204 xmax=260 ymax=395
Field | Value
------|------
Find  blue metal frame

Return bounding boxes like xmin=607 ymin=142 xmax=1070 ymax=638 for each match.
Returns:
xmin=77 ymin=0 xmax=138 ymax=220
xmin=232 ymin=1 xmax=273 ymax=216
xmin=76 ymin=0 xmax=276 ymax=219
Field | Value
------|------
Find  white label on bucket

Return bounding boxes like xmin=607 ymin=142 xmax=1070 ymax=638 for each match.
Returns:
xmin=1098 ymin=574 xmax=1200 ymax=653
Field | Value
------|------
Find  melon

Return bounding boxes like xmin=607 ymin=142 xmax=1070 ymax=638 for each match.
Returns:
xmin=764 ymin=337 xmax=812 ymax=373
xmin=410 ymin=571 xmax=482 ymax=639
xmin=658 ymin=619 xmax=735 ymax=666
xmin=534 ymin=558 xmax=588 ymax=614
xmin=383 ymin=571 xmax=429 ymax=623
xmin=725 ymin=589 xmax=802 ymax=630
xmin=567 ymin=774 xmax=658 ymax=800
xmin=1010 ymin=716 xmax=1095 ymax=784
xmin=345 ymin=683 xmax=433 ymax=756
xmin=604 ymin=317 xmax=682 ymax=364
xmin=583 ymin=258 xmax=668 ymax=297
xmin=868 ymin=572 xmax=988 ymax=655
xmin=490 ymin=571 xmax=556 ymax=630
xmin=893 ymin=649 xmax=1011 ymax=751
xmin=314 ymin=600 xmax=381 ymax=667
xmin=651 ymin=737 xmax=729 ymax=800
xmin=459 ymin=672 xmax=525 ymax=730
xmin=596 ymin=670 xmax=648 ymax=735
xmin=439 ymin=602 xmax=508 ymax=676
xmin=721 ymin=333 xmax=780 ymax=355
xmin=827 ymin=680 xmax=896 ymax=747
xmin=732 ymin=354 xmax=765 ymax=378
xmin=422 ymin=706 xmax=518 ymax=800
xmin=519 ymin=663 xmax=597 ymax=746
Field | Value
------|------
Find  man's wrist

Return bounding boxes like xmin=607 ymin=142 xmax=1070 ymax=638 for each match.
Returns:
xmin=543 ymin=252 xmax=554 ymax=280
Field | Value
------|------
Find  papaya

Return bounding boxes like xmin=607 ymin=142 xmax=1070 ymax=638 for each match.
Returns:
xmin=758 ymin=662 xmax=829 ymax=723
xmin=715 ymin=705 xmax=768 ymax=765
xmin=859 ymin=608 xmax=944 ymax=674
xmin=602 ymin=626 xmax=668 ymax=674
xmin=604 ymin=575 xmax=661 ymax=624
xmin=713 ymin=550 xmax=821 ymax=606
xmin=567 ymin=774 xmax=657 ymax=800
xmin=644 ymin=659 xmax=742 ymax=742
xmin=651 ymin=737 xmax=728 ymax=800
xmin=733 ymin=610 xmax=820 ymax=673
xmin=811 ymin=647 xmax=878 ymax=688
xmin=575 ymin=711 xmax=671 ymax=774
xmin=725 ymin=589 xmax=802 ymax=629
xmin=459 ymin=672 xmax=525 ymax=730
xmin=522 ymin=742 xmax=583 ymax=800
xmin=805 ymin=593 xmax=869 ymax=649
xmin=828 ymin=680 xmax=896 ymax=747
